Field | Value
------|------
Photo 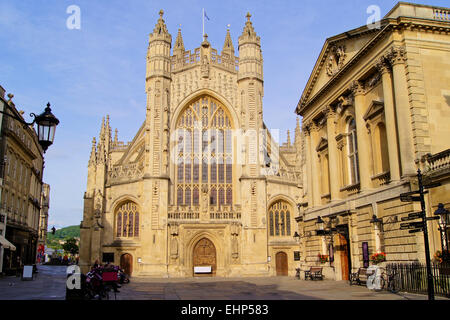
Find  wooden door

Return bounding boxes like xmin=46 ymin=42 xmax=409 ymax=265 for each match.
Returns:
xmin=193 ymin=238 xmax=216 ymax=277
xmin=276 ymin=252 xmax=288 ymax=276
xmin=120 ymin=253 xmax=133 ymax=276
xmin=339 ymin=234 xmax=349 ymax=280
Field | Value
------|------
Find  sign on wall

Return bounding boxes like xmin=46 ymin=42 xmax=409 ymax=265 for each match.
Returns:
xmin=362 ymin=242 xmax=369 ymax=268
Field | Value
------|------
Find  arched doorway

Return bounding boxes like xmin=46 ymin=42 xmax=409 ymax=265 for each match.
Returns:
xmin=193 ymin=238 xmax=216 ymax=277
xmin=275 ymin=251 xmax=288 ymax=276
xmin=120 ymin=253 xmax=133 ymax=276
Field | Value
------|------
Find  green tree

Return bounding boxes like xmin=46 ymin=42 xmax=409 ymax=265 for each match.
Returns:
xmin=62 ymin=238 xmax=79 ymax=255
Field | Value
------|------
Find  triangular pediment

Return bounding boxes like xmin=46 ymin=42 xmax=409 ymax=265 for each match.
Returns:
xmin=296 ymin=20 xmax=390 ymax=115
xmin=316 ymin=137 xmax=328 ymax=152
xmin=363 ymin=100 xmax=384 ymax=121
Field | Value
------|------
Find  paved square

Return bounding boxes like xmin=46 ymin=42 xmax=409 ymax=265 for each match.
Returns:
xmin=0 ymin=266 xmax=447 ymax=300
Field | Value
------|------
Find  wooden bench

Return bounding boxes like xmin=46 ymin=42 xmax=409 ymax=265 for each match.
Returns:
xmin=349 ymin=268 xmax=369 ymax=285
xmin=304 ymin=267 xmax=323 ymax=280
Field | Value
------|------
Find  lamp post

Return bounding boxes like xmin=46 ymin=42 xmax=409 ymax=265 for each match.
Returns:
xmin=434 ymin=203 xmax=449 ymax=262
xmin=0 ymin=102 xmax=60 ymax=152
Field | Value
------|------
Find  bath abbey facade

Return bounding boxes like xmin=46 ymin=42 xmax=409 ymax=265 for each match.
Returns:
xmin=79 ymin=11 xmax=303 ymax=277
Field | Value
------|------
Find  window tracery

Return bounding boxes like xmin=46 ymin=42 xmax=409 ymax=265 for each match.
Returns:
xmin=175 ymin=96 xmax=233 ymax=206
xmin=115 ymin=201 xmax=139 ymax=238
xmin=268 ymin=200 xmax=292 ymax=237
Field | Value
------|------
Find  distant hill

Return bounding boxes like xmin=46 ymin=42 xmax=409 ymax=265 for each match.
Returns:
xmin=47 ymin=225 xmax=80 ymax=249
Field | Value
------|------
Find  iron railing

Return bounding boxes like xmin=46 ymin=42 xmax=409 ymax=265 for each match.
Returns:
xmin=386 ymin=262 xmax=450 ymax=297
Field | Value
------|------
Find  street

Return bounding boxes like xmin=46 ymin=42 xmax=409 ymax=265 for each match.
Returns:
xmin=0 ymin=265 xmax=448 ymax=300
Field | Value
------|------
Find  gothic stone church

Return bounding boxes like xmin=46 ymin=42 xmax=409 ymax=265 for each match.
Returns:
xmin=79 ymin=11 xmax=303 ymax=277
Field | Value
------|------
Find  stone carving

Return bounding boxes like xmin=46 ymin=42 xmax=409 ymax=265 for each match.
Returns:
xmin=231 ymin=222 xmax=241 ymax=260
xmin=169 ymin=223 xmax=179 ymax=259
xmin=201 ymin=184 xmax=209 ymax=213
xmin=201 ymin=55 xmax=210 ymax=78
xmin=349 ymin=80 xmax=365 ymax=96
xmin=326 ymin=45 xmax=347 ymax=76
xmin=386 ymin=45 xmax=406 ymax=66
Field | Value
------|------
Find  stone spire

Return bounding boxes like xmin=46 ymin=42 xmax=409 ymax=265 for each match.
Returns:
xmin=113 ymin=128 xmax=118 ymax=146
xmin=239 ymin=12 xmax=260 ymax=45
xmin=99 ymin=116 xmax=105 ymax=141
xmin=238 ymin=12 xmax=262 ymax=82
xmin=174 ymin=27 xmax=185 ymax=57
xmin=222 ymin=26 xmax=235 ymax=56
xmin=286 ymin=130 xmax=291 ymax=147
xmin=88 ymin=137 xmax=97 ymax=166
xmin=151 ymin=9 xmax=170 ymax=40
xmin=294 ymin=117 xmax=301 ymax=146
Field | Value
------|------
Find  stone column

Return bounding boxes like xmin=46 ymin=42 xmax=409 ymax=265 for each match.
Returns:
xmin=324 ymin=106 xmax=340 ymax=200
xmin=350 ymin=80 xmax=371 ymax=191
xmin=310 ymin=122 xmax=321 ymax=206
xmin=375 ymin=57 xmax=401 ymax=182
xmin=303 ymin=123 xmax=313 ymax=208
xmin=386 ymin=45 xmax=416 ymax=177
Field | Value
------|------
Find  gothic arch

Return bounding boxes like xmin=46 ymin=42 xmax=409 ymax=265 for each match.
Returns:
xmin=170 ymin=89 xmax=240 ymax=131
xmin=113 ymin=200 xmax=141 ymax=238
xmin=267 ymin=197 xmax=295 ymax=237
xmin=184 ymin=231 xmax=224 ymax=276
xmin=108 ymin=195 xmax=142 ymax=213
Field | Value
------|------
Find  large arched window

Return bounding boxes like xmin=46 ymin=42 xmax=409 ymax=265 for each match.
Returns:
xmin=175 ymin=96 xmax=233 ymax=206
xmin=347 ymin=118 xmax=359 ymax=185
xmin=268 ymin=200 xmax=292 ymax=237
xmin=116 ymin=201 xmax=139 ymax=238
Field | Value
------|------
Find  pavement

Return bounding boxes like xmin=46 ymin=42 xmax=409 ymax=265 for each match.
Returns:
xmin=0 ymin=265 xmax=448 ymax=300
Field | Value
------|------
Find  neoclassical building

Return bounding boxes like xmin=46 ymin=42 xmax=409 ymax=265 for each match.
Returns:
xmin=296 ymin=2 xmax=450 ymax=280
xmin=79 ymin=11 xmax=303 ymax=277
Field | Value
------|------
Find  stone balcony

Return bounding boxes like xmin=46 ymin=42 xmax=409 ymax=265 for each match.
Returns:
xmin=167 ymin=204 xmax=242 ymax=223
xmin=420 ymin=149 xmax=450 ymax=179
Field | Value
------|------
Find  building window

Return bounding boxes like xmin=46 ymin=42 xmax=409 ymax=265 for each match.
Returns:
xmin=347 ymin=118 xmax=359 ymax=185
xmin=268 ymin=200 xmax=292 ymax=237
xmin=374 ymin=122 xmax=389 ymax=174
xmin=115 ymin=201 xmax=139 ymax=238
xmin=175 ymin=96 xmax=233 ymax=206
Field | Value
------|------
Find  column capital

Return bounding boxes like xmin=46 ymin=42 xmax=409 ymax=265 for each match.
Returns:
xmin=375 ymin=56 xmax=391 ymax=75
xmin=386 ymin=45 xmax=406 ymax=66
xmin=322 ymin=106 xmax=337 ymax=119
xmin=349 ymin=80 xmax=365 ymax=96
xmin=302 ymin=121 xmax=311 ymax=136
xmin=309 ymin=122 xmax=321 ymax=132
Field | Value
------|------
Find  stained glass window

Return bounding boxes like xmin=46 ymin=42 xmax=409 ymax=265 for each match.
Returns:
xmin=268 ymin=201 xmax=292 ymax=237
xmin=175 ymin=96 xmax=233 ymax=206
xmin=116 ymin=202 xmax=140 ymax=238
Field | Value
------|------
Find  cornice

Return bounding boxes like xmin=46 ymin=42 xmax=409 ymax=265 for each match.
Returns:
xmin=296 ymin=16 xmax=450 ymax=115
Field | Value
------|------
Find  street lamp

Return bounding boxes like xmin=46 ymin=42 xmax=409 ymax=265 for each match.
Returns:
xmin=315 ymin=216 xmax=325 ymax=235
xmin=369 ymin=214 xmax=383 ymax=228
xmin=315 ymin=216 xmax=336 ymax=264
xmin=0 ymin=102 xmax=60 ymax=152
xmin=434 ymin=203 xmax=449 ymax=262
xmin=33 ymin=103 xmax=60 ymax=152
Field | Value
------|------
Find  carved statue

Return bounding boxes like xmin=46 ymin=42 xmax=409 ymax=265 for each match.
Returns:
xmin=201 ymin=55 xmax=210 ymax=78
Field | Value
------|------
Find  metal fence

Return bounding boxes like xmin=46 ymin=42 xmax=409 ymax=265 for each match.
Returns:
xmin=386 ymin=262 xmax=450 ymax=297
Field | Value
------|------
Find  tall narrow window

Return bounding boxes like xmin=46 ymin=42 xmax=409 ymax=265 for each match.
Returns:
xmin=347 ymin=118 xmax=359 ymax=185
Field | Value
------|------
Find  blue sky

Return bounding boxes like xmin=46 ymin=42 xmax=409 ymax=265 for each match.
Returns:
xmin=0 ymin=0 xmax=448 ymax=229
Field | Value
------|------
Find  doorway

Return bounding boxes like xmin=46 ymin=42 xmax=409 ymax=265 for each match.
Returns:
xmin=120 ymin=253 xmax=133 ymax=276
xmin=336 ymin=224 xmax=352 ymax=281
xmin=275 ymin=251 xmax=288 ymax=276
xmin=193 ymin=238 xmax=216 ymax=277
